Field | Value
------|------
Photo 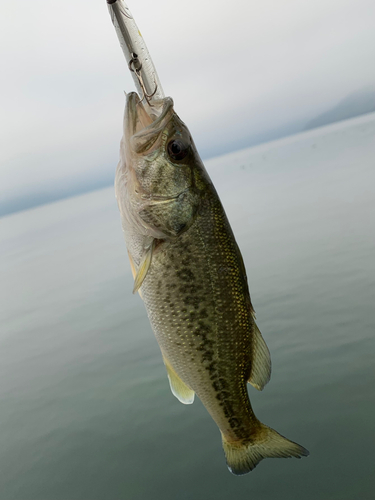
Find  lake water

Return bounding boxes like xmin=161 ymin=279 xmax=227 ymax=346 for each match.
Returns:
xmin=1 ymin=113 xmax=374 ymax=499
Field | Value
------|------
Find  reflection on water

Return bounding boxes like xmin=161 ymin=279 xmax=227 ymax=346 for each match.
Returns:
xmin=1 ymin=114 xmax=374 ymax=499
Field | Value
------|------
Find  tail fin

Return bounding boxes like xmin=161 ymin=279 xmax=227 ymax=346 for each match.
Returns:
xmin=222 ymin=423 xmax=309 ymax=475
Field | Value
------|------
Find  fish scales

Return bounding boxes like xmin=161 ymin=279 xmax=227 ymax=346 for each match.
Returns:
xmin=115 ymin=92 xmax=309 ymax=474
xmin=141 ymin=190 xmax=257 ymax=441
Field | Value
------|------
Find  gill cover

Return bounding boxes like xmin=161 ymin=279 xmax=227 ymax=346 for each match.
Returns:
xmin=124 ymin=93 xmax=201 ymax=239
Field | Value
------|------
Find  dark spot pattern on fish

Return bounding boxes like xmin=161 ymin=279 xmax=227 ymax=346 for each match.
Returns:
xmin=223 ymin=401 xmax=234 ymax=418
xmin=166 ymin=283 xmax=177 ymax=289
xmin=205 ymin=361 xmax=217 ymax=374
xmin=176 ymin=268 xmax=195 ymax=281
xmin=182 ymin=295 xmax=200 ymax=308
xmin=199 ymin=308 xmax=208 ymax=319
xmin=212 ymin=378 xmax=228 ymax=392
xmin=133 ymin=195 xmax=257 ymax=445
xmin=201 ymin=350 xmax=214 ymax=362
xmin=228 ymin=417 xmax=242 ymax=429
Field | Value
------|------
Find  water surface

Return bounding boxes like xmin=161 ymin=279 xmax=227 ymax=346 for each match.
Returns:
xmin=1 ymin=113 xmax=374 ymax=499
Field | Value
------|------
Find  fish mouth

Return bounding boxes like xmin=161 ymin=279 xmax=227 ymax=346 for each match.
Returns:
xmin=125 ymin=92 xmax=174 ymax=152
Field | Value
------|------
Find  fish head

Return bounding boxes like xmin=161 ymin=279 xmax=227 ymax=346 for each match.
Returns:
xmin=124 ymin=92 xmax=199 ymax=198
xmin=117 ymin=93 xmax=210 ymax=239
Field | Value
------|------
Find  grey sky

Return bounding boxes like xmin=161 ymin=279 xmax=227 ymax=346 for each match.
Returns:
xmin=1 ymin=0 xmax=375 ymax=214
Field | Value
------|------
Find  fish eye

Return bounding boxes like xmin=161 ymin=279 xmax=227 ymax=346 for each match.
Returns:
xmin=167 ymin=139 xmax=189 ymax=161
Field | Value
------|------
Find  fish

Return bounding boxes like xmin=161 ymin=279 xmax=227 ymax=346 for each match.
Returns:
xmin=108 ymin=0 xmax=309 ymax=475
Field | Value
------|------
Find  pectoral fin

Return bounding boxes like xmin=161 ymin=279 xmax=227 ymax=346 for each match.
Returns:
xmin=127 ymin=251 xmax=143 ymax=300
xmin=132 ymin=240 xmax=155 ymax=294
xmin=248 ymin=322 xmax=271 ymax=391
xmin=162 ymin=354 xmax=195 ymax=405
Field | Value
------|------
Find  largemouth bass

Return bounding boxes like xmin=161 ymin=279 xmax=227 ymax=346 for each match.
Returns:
xmin=108 ymin=0 xmax=308 ymax=475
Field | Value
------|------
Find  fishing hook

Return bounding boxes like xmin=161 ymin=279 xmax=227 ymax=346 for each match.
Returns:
xmin=128 ymin=53 xmax=158 ymax=105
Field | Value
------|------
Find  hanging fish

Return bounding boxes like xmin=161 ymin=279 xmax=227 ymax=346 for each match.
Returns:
xmin=107 ymin=0 xmax=308 ymax=475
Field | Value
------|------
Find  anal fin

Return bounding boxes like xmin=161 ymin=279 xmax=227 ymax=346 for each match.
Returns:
xmin=248 ymin=322 xmax=271 ymax=391
xmin=162 ymin=354 xmax=195 ymax=405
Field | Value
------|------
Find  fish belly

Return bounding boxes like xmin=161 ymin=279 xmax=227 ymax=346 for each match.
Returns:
xmin=140 ymin=195 xmax=257 ymax=440
xmin=125 ymin=192 xmax=309 ymax=474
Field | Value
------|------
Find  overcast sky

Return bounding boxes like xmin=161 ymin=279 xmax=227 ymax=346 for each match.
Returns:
xmin=1 ymin=0 xmax=375 ymax=215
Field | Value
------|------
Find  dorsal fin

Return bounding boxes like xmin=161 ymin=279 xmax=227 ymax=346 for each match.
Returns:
xmin=162 ymin=354 xmax=195 ymax=405
xmin=248 ymin=322 xmax=271 ymax=391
